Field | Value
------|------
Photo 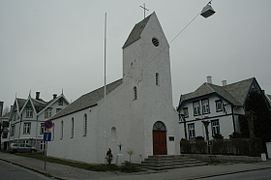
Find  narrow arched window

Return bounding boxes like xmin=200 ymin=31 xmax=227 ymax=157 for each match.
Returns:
xmin=60 ymin=120 xmax=64 ymax=140
xmin=155 ymin=73 xmax=159 ymax=86
xmin=71 ymin=118 xmax=74 ymax=138
xmin=83 ymin=114 xmax=87 ymax=136
xmin=133 ymin=86 xmax=137 ymax=100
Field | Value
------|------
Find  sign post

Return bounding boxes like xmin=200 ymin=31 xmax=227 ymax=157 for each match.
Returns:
xmin=43 ymin=120 xmax=53 ymax=171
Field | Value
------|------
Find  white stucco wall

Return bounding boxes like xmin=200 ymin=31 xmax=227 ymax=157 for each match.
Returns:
xmin=48 ymin=13 xmax=180 ymax=164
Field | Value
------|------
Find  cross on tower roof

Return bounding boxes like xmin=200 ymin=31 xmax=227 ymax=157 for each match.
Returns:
xmin=140 ymin=3 xmax=149 ymax=19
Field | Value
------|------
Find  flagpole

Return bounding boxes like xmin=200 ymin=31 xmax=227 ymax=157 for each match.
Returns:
xmin=104 ymin=12 xmax=107 ymax=99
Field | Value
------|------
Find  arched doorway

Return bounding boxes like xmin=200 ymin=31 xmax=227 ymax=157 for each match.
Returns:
xmin=153 ymin=121 xmax=167 ymax=155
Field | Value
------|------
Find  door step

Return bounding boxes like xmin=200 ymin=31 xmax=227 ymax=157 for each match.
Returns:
xmin=141 ymin=155 xmax=207 ymax=170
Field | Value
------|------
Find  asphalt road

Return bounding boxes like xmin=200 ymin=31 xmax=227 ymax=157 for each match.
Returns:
xmin=0 ymin=160 xmax=50 ymax=180
xmin=199 ymin=168 xmax=271 ymax=180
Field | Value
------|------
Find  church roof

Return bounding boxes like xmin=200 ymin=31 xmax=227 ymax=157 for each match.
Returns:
xmin=51 ymin=79 xmax=123 ymax=120
xmin=179 ymin=78 xmax=256 ymax=109
xmin=122 ymin=14 xmax=152 ymax=49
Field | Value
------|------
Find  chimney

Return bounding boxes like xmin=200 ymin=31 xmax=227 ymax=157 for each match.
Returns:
xmin=207 ymin=76 xmax=212 ymax=84
xmin=36 ymin=92 xmax=40 ymax=100
xmin=53 ymin=94 xmax=57 ymax=99
xmin=222 ymin=80 xmax=227 ymax=86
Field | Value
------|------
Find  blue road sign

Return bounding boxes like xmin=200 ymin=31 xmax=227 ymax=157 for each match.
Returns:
xmin=43 ymin=132 xmax=51 ymax=141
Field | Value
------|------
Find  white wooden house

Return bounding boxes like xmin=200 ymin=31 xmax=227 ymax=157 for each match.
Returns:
xmin=177 ymin=77 xmax=266 ymax=140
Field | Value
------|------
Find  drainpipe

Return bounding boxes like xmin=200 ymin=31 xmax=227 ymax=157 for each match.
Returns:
xmin=18 ymin=114 xmax=22 ymax=142
xmin=36 ymin=115 xmax=38 ymax=148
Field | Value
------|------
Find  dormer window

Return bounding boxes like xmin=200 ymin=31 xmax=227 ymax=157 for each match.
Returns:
xmin=58 ymin=98 xmax=63 ymax=106
xmin=44 ymin=108 xmax=52 ymax=119
xmin=25 ymin=107 xmax=33 ymax=118
xmin=216 ymin=100 xmax=223 ymax=112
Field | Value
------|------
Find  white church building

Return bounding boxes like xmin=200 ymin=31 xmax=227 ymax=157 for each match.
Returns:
xmin=48 ymin=12 xmax=180 ymax=164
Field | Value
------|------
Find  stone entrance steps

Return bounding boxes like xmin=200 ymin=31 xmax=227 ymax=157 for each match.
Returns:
xmin=141 ymin=155 xmax=207 ymax=170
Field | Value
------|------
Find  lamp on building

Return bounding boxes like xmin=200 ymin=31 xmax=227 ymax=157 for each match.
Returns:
xmin=201 ymin=1 xmax=216 ymax=18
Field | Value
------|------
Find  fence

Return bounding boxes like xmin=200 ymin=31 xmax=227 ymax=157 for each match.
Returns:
xmin=180 ymin=138 xmax=264 ymax=157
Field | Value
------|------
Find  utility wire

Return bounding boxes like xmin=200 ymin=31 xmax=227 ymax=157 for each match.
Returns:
xmin=170 ymin=12 xmax=200 ymax=44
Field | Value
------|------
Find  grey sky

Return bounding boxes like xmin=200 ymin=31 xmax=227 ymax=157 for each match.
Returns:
xmin=1 ymin=0 xmax=271 ymax=109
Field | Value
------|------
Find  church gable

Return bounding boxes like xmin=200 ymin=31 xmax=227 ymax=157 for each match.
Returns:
xmin=123 ymin=15 xmax=151 ymax=49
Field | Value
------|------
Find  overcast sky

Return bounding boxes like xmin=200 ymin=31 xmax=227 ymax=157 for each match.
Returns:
xmin=1 ymin=0 xmax=271 ymax=110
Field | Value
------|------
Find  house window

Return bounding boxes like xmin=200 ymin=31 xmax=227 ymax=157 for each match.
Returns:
xmin=193 ymin=101 xmax=201 ymax=116
xmin=40 ymin=123 xmax=45 ymax=135
xmin=56 ymin=108 xmax=62 ymax=113
xmin=216 ymin=100 xmax=223 ymax=112
xmin=155 ymin=73 xmax=159 ymax=86
xmin=211 ymin=120 xmax=220 ymax=136
xmin=52 ymin=125 xmax=55 ymax=141
xmin=44 ymin=108 xmax=52 ymax=119
xmin=183 ymin=107 xmax=189 ymax=118
xmin=133 ymin=87 xmax=137 ymax=100
xmin=60 ymin=120 xmax=64 ymax=140
xmin=201 ymin=99 xmax=210 ymax=114
xmin=83 ymin=114 xmax=87 ymax=136
xmin=25 ymin=108 xmax=33 ymax=118
xmin=188 ymin=123 xmax=195 ymax=140
xmin=23 ymin=122 xmax=31 ymax=134
xmin=58 ymin=98 xmax=63 ymax=106
xmin=71 ymin=118 xmax=74 ymax=138
xmin=10 ymin=125 xmax=15 ymax=136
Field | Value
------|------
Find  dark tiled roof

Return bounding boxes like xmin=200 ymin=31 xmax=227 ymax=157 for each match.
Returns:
xmin=223 ymin=78 xmax=254 ymax=106
xmin=51 ymin=79 xmax=123 ymax=120
xmin=31 ymin=98 xmax=47 ymax=113
xmin=180 ymin=78 xmax=255 ymax=107
xmin=17 ymin=98 xmax=26 ymax=111
xmin=122 ymin=14 xmax=152 ymax=48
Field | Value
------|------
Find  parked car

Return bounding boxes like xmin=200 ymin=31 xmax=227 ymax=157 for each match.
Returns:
xmin=8 ymin=143 xmax=37 ymax=153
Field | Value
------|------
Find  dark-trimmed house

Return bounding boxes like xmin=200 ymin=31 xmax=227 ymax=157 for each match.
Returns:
xmin=177 ymin=77 xmax=271 ymax=140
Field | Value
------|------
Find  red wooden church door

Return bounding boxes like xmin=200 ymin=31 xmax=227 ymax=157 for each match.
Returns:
xmin=153 ymin=121 xmax=167 ymax=155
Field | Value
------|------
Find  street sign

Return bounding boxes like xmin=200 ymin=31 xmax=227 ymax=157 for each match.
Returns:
xmin=44 ymin=120 xmax=53 ymax=129
xmin=43 ymin=132 xmax=51 ymax=141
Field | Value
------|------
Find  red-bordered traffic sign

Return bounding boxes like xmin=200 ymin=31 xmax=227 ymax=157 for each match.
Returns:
xmin=44 ymin=120 xmax=53 ymax=129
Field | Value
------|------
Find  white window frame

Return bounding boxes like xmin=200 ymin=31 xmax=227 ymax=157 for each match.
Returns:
xmin=23 ymin=122 xmax=31 ymax=134
xmin=211 ymin=120 xmax=220 ymax=136
xmin=183 ymin=107 xmax=189 ymax=118
xmin=188 ymin=123 xmax=195 ymax=140
xmin=25 ymin=108 xmax=33 ymax=118
xmin=216 ymin=100 xmax=223 ymax=112
xmin=201 ymin=99 xmax=210 ymax=114
xmin=193 ymin=101 xmax=201 ymax=116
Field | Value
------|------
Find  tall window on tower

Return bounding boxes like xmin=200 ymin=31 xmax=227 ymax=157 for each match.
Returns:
xmin=155 ymin=73 xmax=159 ymax=86
xmin=133 ymin=86 xmax=137 ymax=100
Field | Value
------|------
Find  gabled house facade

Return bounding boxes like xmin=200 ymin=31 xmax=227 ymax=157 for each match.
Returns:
xmin=177 ymin=77 xmax=266 ymax=140
xmin=9 ymin=92 xmax=69 ymax=150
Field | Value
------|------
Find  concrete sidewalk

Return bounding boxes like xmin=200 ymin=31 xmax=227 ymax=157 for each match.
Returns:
xmin=0 ymin=152 xmax=271 ymax=180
